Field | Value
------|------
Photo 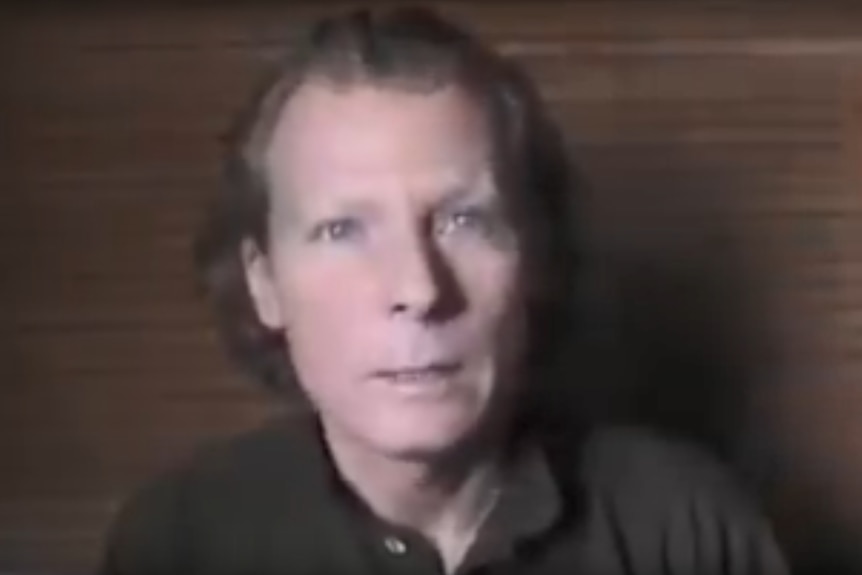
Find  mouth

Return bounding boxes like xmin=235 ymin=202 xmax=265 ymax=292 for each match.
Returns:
xmin=372 ymin=362 xmax=463 ymax=386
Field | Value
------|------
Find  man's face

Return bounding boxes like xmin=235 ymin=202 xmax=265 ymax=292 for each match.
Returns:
xmin=244 ymin=80 xmax=526 ymax=459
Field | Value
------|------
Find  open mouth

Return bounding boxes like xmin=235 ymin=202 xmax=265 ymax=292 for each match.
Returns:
xmin=373 ymin=362 xmax=463 ymax=385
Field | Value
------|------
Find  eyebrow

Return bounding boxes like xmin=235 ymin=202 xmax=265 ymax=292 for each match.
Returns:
xmin=434 ymin=185 xmax=499 ymax=209
xmin=306 ymin=197 xmax=381 ymax=220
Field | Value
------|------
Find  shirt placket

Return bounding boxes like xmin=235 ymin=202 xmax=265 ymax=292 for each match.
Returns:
xmin=372 ymin=526 xmax=446 ymax=575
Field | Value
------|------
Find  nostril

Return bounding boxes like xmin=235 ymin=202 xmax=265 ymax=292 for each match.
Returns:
xmin=390 ymin=302 xmax=409 ymax=315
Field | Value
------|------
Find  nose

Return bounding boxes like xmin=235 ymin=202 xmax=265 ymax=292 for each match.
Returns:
xmin=385 ymin=232 xmax=458 ymax=321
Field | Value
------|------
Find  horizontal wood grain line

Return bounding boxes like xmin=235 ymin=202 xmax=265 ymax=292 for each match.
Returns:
xmin=7 ymin=3 xmax=862 ymax=49
xmin=501 ymin=38 xmax=862 ymax=57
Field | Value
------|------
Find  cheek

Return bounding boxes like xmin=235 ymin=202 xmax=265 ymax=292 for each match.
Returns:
xmin=450 ymin=249 xmax=526 ymax=349
xmin=275 ymin=254 xmax=372 ymax=320
xmin=457 ymin=247 xmax=523 ymax=316
xmin=270 ymin=256 xmax=377 ymax=376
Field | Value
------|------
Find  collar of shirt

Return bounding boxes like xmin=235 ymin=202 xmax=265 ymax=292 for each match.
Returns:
xmin=287 ymin=412 xmax=565 ymax=573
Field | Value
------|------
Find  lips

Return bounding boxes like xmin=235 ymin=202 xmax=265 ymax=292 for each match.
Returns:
xmin=373 ymin=362 xmax=462 ymax=384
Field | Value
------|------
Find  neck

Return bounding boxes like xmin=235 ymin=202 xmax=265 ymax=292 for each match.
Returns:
xmin=320 ymin=421 xmax=507 ymax=538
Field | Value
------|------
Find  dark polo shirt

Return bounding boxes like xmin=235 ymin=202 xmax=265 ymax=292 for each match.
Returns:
xmin=101 ymin=413 xmax=788 ymax=575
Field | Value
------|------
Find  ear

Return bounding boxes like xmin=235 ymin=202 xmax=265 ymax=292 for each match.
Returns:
xmin=241 ymin=238 xmax=285 ymax=331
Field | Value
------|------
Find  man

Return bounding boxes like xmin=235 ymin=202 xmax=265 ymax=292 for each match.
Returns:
xmin=101 ymin=7 xmax=789 ymax=575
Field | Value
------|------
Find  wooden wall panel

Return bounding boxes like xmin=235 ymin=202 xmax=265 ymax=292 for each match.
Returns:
xmin=2 ymin=2 xmax=862 ymax=572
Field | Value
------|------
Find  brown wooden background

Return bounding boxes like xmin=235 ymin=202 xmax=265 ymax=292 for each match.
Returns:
xmin=2 ymin=1 xmax=862 ymax=572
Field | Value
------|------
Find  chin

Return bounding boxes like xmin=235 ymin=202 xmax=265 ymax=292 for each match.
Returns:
xmin=366 ymin=407 xmax=484 ymax=460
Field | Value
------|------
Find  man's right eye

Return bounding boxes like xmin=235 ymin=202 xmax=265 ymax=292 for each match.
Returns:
xmin=308 ymin=218 xmax=364 ymax=243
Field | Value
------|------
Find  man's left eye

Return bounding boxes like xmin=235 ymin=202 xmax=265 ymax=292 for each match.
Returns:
xmin=438 ymin=207 xmax=490 ymax=234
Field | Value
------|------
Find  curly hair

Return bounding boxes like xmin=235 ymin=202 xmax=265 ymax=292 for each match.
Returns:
xmin=193 ymin=6 xmax=582 ymax=426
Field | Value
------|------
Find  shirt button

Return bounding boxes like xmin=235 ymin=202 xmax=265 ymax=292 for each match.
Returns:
xmin=383 ymin=536 xmax=407 ymax=555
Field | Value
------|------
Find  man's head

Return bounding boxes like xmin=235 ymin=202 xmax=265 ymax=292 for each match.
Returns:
xmin=195 ymin=8 xmax=579 ymax=458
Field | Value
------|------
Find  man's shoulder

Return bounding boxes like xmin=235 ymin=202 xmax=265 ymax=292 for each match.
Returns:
xmin=541 ymin=423 xmax=772 ymax=539
xmin=577 ymin=425 xmax=744 ymax=499
xmin=102 ymin=414 xmax=344 ymax=573
xmin=149 ymin=411 xmax=328 ymax=511
xmin=102 ymin=413 xmax=327 ymax=571
xmin=112 ymin=412 xmax=325 ymax=531
xmin=544 ymin=425 xmax=788 ymax=574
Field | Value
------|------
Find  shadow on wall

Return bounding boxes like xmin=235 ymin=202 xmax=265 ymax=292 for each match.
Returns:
xmin=563 ymin=142 xmax=860 ymax=575
xmin=589 ymin=241 xmax=861 ymax=575
xmin=611 ymin=254 xmax=757 ymax=462
xmin=559 ymin=140 xmax=770 ymax=472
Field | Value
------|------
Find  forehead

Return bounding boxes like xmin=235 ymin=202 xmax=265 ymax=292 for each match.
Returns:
xmin=263 ymin=80 xmax=495 ymax=206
